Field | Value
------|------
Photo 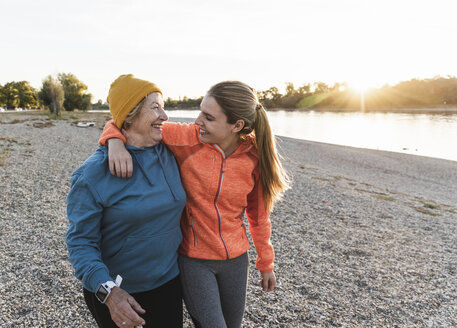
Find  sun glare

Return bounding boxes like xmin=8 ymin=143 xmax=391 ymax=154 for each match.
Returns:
xmin=347 ymin=74 xmax=383 ymax=94
xmin=347 ymin=77 xmax=374 ymax=112
xmin=349 ymin=80 xmax=370 ymax=93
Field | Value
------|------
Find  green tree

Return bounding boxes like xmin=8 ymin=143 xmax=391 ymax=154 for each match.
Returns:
xmin=313 ymin=82 xmax=329 ymax=94
xmin=2 ymin=82 xmax=19 ymax=108
xmin=0 ymin=81 xmax=38 ymax=109
xmin=0 ymin=84 xmax=5 ymax=107
xmin=15 ymin=81 xmax=39 ymax=108
xmin=92 ymin=99 xmax=109 ymax=109
xmin=265 ymin=87 xmax=281 ymax=102
xmin=38 ymin=76 xmax=64 ymax=116
xmin=297 ymin=83 xmax=311 ymax=96
xmin=58 ymin=73 xmax=92 ymax=111
xmin=165 ymin=97 xmax=178 ymax=108
xmin=278 ymin=83 xmax=303 ymax=108
xmin=285 ymin=82 xmax=296 ymax=96
xmin=258 ymin=87 xmax=282 ymax=108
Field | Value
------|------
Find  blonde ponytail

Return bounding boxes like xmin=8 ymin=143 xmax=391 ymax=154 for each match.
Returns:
xmin=252 ymin=104 xmax=290 ymax=211
xmin=207 ymin=81 xmax=290 ymax=212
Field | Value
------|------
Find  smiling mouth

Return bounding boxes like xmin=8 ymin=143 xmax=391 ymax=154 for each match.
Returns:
xmin=200 ymin=129 xmax=208 ymax=136
xmin=151 ymin=124 xmax=163 ymax=129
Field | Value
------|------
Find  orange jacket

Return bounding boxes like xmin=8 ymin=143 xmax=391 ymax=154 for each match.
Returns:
xmin=100 ymin=121 xmax=274 ymax=273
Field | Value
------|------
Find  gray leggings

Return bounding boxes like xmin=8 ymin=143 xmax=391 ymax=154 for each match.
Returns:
xmin=178 ymin=253 xmax=249 ymax=328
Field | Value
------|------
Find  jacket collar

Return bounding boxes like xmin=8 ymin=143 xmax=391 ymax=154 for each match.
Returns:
xmin=210 ymin=134 xmax=258 ymax=159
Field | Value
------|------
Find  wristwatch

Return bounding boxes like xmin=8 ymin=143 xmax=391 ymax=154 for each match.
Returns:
xmin=95 ymin=280 xmax=117 ymax=303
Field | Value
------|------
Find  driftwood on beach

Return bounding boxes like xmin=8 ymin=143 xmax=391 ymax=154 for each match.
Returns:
xmin=0 ymin=113 xmax=456 ymax=327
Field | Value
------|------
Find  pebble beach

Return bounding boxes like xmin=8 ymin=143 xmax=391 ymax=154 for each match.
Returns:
xmin=0 ymin=112 xmax=456 ymax=327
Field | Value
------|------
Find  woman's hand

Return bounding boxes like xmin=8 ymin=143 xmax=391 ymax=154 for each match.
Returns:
xmin=107 ymin=138 xmax=133 ymax=178
xmin=105 ymin=287 xmax=146 ymax=327
xmin=260 ymin=271 xmax=276 ymax=292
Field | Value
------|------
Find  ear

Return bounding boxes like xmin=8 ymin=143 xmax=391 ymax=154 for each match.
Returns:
xmin=232 ymin=119 xmax=245 ymax=133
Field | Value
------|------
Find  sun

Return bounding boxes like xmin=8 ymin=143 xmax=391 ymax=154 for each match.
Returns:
xmin=348 ymin=79 xmax=372 ymax=94
xmin=349 ymin=82 xmax=369 ymax=93
xmin=347 ymin=75 xmax=380 ymax=94
xmin=346 ymin=76 xmax=377 ymax=112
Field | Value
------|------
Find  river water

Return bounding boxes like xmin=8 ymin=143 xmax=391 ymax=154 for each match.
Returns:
xmin=166 ymin=109 xmax=457 ymax=162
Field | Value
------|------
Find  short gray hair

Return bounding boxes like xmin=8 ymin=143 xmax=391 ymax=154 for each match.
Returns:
xmin=121 ymin=97 xmax=146 ymax=130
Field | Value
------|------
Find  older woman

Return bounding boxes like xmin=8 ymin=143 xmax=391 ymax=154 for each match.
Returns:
xmin=66 ymin=74 xmax=186 ymax=328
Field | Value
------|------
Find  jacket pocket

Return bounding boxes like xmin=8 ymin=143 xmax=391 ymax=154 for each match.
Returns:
xmin=187 ymin=207 xmax=197 ymax=247
xmin=241 ymin=222 xmax=247 ymax=240
xmin=237 ymin=207 xmax=247 ymax=241
xmin=104 ymin=227 xmax=182 ymax=286
xmin=236 ymin=206 xmax=246 ymax=220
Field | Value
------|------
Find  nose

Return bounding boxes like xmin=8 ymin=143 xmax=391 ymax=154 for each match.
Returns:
xmin=195 ymin=112 xmax=203 ymax=126
xmin=159 ymin=107 xmax=168 ymax=121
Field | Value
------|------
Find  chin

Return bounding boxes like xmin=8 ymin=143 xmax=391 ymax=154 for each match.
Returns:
xmin=198 ymin=134 xmax=210 ymax=143
xmin=151 ymin=133 xmax=162 ymax=144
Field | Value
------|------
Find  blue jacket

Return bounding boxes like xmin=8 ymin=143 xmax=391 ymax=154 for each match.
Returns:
xmin=66 ymin=144 xmax=186 ymax=293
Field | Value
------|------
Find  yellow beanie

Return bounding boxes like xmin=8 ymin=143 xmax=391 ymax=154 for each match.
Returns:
xmin=107 ymin=74 xmax=163 ymax=129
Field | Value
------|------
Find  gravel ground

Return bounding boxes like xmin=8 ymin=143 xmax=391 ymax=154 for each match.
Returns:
xmin=0 ymin=113 xmax=456 ymax=327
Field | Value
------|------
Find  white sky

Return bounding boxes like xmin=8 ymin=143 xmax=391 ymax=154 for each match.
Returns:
xmin=1 ymin=0 xmax=456 ymax=101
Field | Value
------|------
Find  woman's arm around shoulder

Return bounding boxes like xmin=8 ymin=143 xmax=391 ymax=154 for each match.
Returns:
xmin=98 ymin=120 xmax=132 ymax=178
xmin=161 ymin=121 xmax=200 ymax=146
xmin=98 ymin=120 xmax=200 ymax=178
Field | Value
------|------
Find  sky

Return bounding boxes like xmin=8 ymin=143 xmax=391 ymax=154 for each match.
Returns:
xmin=1 ymin=0 xmax=457 ymax=102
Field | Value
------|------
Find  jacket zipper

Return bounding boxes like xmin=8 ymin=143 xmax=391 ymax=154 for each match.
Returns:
xmin=213 ymin=145 xmax=230 ymax=259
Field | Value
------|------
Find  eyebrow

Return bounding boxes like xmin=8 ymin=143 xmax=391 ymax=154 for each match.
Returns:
xmin=200 ymin=110 xmax=215 ymax=119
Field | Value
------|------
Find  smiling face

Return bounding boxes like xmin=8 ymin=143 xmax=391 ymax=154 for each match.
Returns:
xmin=194 ymin=95 xmax=244 ymax=155
xmin=126 ymin=92 xmax=168 ymax=147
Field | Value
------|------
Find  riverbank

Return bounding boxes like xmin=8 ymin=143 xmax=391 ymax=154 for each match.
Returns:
xmin=1 ymin=113 xmax=456 ymax=327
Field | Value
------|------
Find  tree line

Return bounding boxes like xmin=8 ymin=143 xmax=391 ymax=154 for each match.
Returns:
xmin=167 ymin=76 xmax=457 ymax=110
xmin=0 ymin=73 xmax=93 ymax=115
xmin=2 ymin=75 xmax=456 ymax=113
xmin=258 ymin=76 xmax=457 ymax=109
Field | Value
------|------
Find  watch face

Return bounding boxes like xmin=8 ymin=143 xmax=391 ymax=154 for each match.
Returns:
xmin=95 ymin=284 xmax=109 ymax=303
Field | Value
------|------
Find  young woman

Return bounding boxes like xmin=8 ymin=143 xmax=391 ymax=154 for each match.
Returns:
xmin=67 ymin=74 xmax=186 ymax=328
xmin=100 ymin=81 xmax=290 ymax=328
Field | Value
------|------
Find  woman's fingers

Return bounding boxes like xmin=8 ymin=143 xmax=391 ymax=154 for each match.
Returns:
xmin=128 ymin=296 xmax=146 ymax=314
xmin=119 ymin=154 xmax=133 ymax=178
xmin=120 ymin=160 xmax=127 ymax=178
xmin=117 ymin=300 xmax=145 ymax=327
xmin=107 ymin=138 xmax=133 ymax=178
xmin=109 ymin=159 xmax=115 ymax=176
xmin=260 ymin=271 xmax=276 ymax=292
xmin=267 ymin=276 xmax=276 ymax=291
xmin=126 ymin=157 xmax=133 ymax=178
xmin=105 ymin=288 xmax=146 ymax=327
xmin=113 ymin=157 xmax=132 ymax=178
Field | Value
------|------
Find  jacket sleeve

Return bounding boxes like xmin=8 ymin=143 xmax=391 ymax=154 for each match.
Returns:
xmin=161 ymin=122 xmax=200 ymax=146
xmin=98 ymin=120 xmax=200 ymax=147
xmin=66 ymin=173 xmax=112 ymax=293
xmin=245 ymin=167 xmax=275 ymax=273
xmin=98 ymin=119 xmax=126 ymax=145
